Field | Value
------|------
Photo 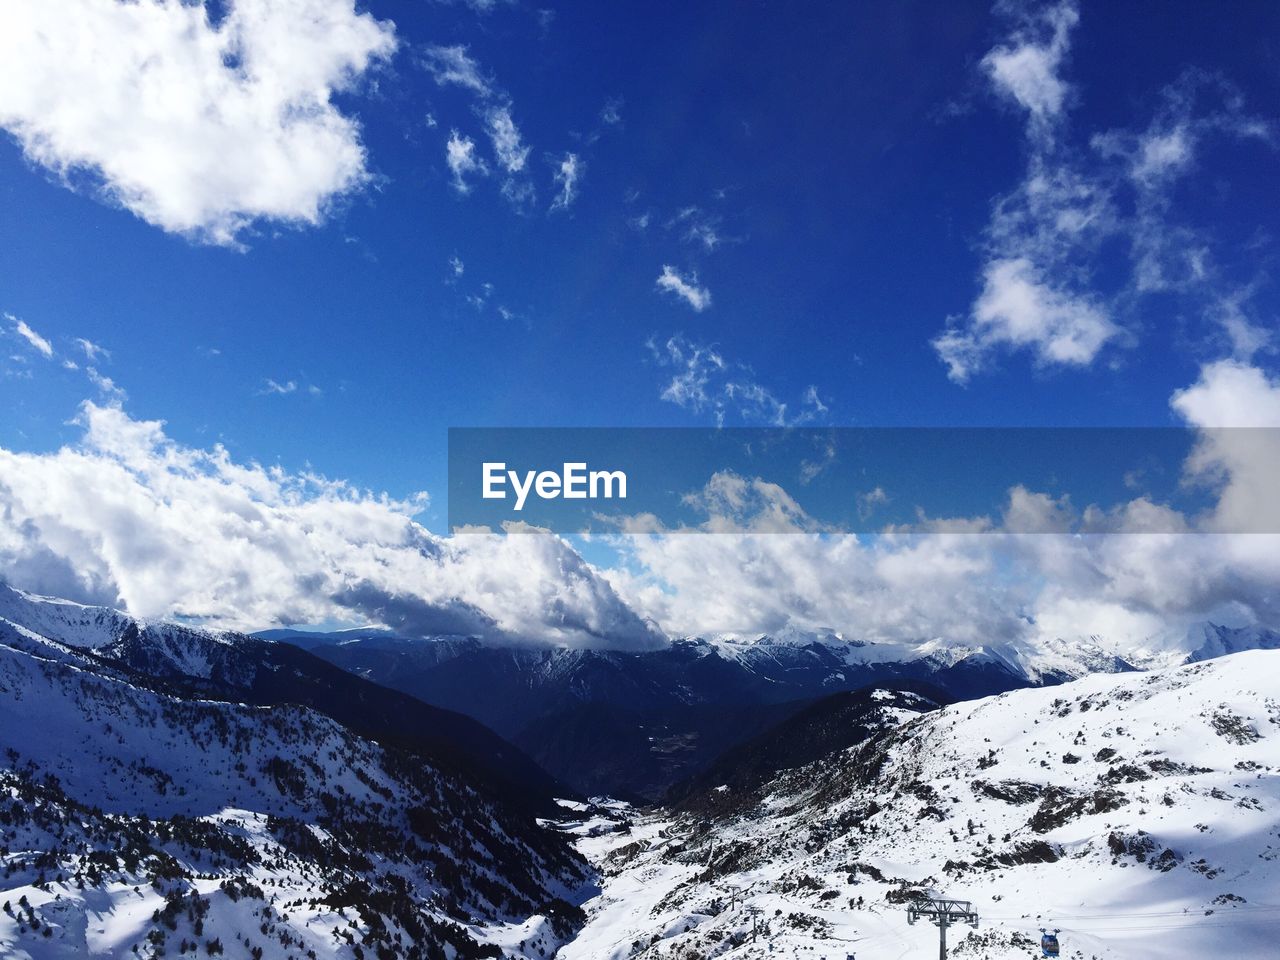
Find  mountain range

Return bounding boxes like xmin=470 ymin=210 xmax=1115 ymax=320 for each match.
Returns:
xmin=2 ymin=582 xmax=1278 ymax=959
xmin=264 ymin=619 xmax=1279 ymax=800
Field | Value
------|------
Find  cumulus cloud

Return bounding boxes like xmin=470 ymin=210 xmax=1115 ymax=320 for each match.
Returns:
xmin=0 ymin=401 xmax=662 ymax=649
xmin=605 ymin=459 xmax=1280 ymax=656
xmin=656 ymin=265 xmax=712 ymax=312
xmin=7 ymin=314 xmax=53 ymax=358
xmin=598 ymin=350 xmax=1280 ymax=652
xmin=2 ymin=381 xmax=1278 ymax=657
xmin=934 ymin=257 xmax=1118 ymax=382
xmin=0 ymin=0 xmax=396 ymax=246
xmin=1171 ymin=360 xmax=1280 ymax=537
xmin=605 ymin=488 xmax=1020 ymax=646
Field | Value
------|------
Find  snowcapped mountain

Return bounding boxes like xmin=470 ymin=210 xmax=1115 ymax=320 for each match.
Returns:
xmin=285 ymin=618 xmax=1280 ymax=801
xmin=1185 ymin=622 xmax=1280 ymax=664
xmin=0 ymin=585 xmax=596 ymax=959
xmin=0 ymin=583 xmax=567 ymax=810
xmin=559 ymin=649 xmax=1280 ymax=959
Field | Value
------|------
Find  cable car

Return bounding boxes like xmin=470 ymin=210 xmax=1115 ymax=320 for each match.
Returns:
xmin=1040 ymin=928 xmax=1060 ymax=957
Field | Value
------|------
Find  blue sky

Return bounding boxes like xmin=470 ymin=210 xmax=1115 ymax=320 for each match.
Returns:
xmin=0 ymin=0 xmax=1278 ymax=647
xmin=3 ymin=0 xmax=1276 ymax=520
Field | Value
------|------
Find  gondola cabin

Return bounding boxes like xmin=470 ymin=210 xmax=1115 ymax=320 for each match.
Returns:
xmin=1040 ymin=930 xmax=1060 ymax=957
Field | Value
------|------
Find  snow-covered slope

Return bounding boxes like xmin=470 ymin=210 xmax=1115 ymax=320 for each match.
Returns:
xmin=560 ymin=650 xmax=1280 ymax=960
xmin=0 ymin=582 xmax=570 ymax=811
xmin=0 ymin=594 xmax=594 ymax=960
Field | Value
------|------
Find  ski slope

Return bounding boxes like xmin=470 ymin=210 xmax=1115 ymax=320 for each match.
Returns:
xmin=557 ymin=650 xmax=1280 ymax=959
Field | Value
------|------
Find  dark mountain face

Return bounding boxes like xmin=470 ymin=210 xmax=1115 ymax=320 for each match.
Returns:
xmin=300 ymin=633 xmax=1031 ymax=800
xmin=664 ymin=682 xmax=947 ymax=815
xmin=510 ymin=699 xmax=813 ymax=802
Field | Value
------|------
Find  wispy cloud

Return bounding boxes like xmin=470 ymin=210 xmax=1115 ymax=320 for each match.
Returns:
xmin=258 ymin=378 xmax=298 ymax=396
xmin=656 ymin=265 xmax=712 ymax=312
xmin=600 ymin=96 xmax=623 ymax=126
xmin=549 ymin=152 xmax=582 ymax=212
xmin=429 ymin=0 xmax=515 ymax=14
xmin=647 ymin=334 xmax=829 ymax=427
xmin=74 ymin=337 xmax=109 ymax=363
xmin=981 ymin=0 xmax=1078 ymax=139
xmin=933 ymin=1 xmax=1272 ymax=383
xmin=420 ymin=44 xmax=493 ymax=97
xmin=669 ymin=205 xmax=731 ymax=251
xmin=484 ymin=104 xmax=530 ymax=174
xmin=445 ymin=131 xmax=487 ymax=194
xmin=7 ymin=314 xmax=53 ymax=358
xmin=86 ymin=366 xmax=125 ymax=402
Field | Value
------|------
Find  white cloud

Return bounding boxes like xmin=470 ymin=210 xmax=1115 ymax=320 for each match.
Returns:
xmin=418 ymin=43 xmax=546 ymax=210
xmin=549 ymin=152 xmax=581 ymax=211
xmin=259 ymin=378 xmax=298 ymax=396
xmin=1171 ymin=359 xmax=1280 ymax=429
xmin=1131 ymin=126 xmax=1192 ymax=184
xmin=0 ymin=0 xmax=396 ymax=246
xmin=74 ymin=338 xmax=110 ymax=363
xmin=430 ymin=0 xmax=514 ymax=14
xmin=86 ymin=367 xmax=126 ymax=402
xmin=935 ymin=5 xmax=1270 ymax=381
xmin=600 ymin=97 xmax=623 ymax=126
xmin=656 ymin=265 xmax=712 ymax=312
xmin=1171 ymin=360 xmax=1280 ymax=538
xmin=649 ymin=335 xmax=723 ymax=414
xmin=605 ymin=458 xmax=1280 ymax=654
xmin=445 ymin=131 xmax=487 ymax=194
xmin=420 ymin=44 xmax=493 ymax=97
xmin=648 ymin=334 xmax=830 ymax=427
xmin=485 ymin=105 xmax=529 ymax=174
xmin=670 ymin=206 xmax=730 ymax=251
xmin=934 ymin=257 xmax=1118 ymax=382
xmin=857 ymin=486 xmax=889 ymax=520
xmin=7 ymin=314 xmax=53 ymax=358
xmin=0 ymin=401 xmax=661 ymax=648
xmin=981 ymin=0 xmax=1078 ymax=134
xmin=3 ymin=382 xmax=1279 ymax=656
xmin=448 ymin=255 xmax=465 ymax=277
